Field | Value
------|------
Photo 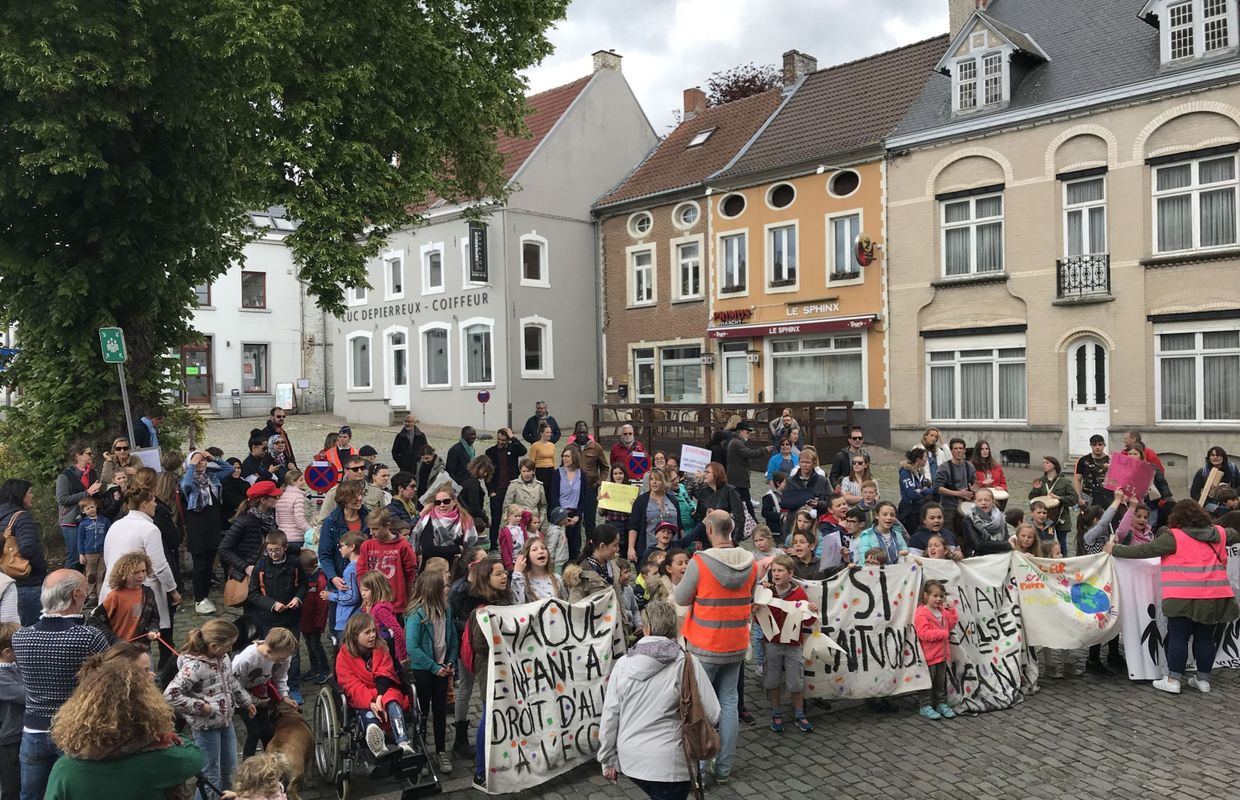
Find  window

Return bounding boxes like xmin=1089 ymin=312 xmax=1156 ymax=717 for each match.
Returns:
xmin=720 ymin=232 xmax=747 ymax=293
xmin=828 ymin=170 xmax=860 ymax=198
xmin=942 ymin=192 xmax=1004 ymax=276
xmin=193 ymin=282 xmax=211 ymax=307
xmin=767 ymin=224 xmax=797 ymax=288
xmin=673 ymin=202 xmax=700 ymax=229
xmin=720 ymin=194 xmax=746 ymax=218
xmin=767 ymin=184 xmax=796 ymax=209
xmin=384 ymin=251 xmax=404 ymax=299
xmin=926 ymin=339 xmax=1027 ymax=422
xmin=660 ymin=346 xmax=703 ymax=403
xmin=520 ymin=316 xmax=554 ymax=379
xmin=419 ymin=323 xmax=450 ymax=388
xmin=1064 ymin=178 xmax=1108 ymax=256
xmin=674 ymin=238 xmax=702 ymax=301
xmin=1171 ymin=1 xmax=1196 ymax=58
xmin=828 ymin=212 xmax=862 ymax=279
xmin=628 ymin=246 xmax=655 ymax=306
xmin=1206 ymin=0 xmax=1231 ymax=51
xmin=460 ymin=318 xmax=494 ymax=387
xmin=520 ymin=233 xmax=549 ymax=287
xmin=633 ymin=348 xmax=656 ymax=403
xmin=953 ymin=50 xmax=1006 ymax=113
xmin=347 ymin=333 xmax=371 ymax=391
xmin=388 ymin=329 xmax=408 ymax=390
xmin=1154 ymin=154 xmax=1237 ymax=252
xmin=982 ymin=52 xmax=1003 ymax=105
xmin=628 ymin=212 xmax=653 ymax=237
xmin=346 ymin=283 xmax=367 ymax=306
xmin=687 ymin=128 xmax=715 ymax=147
xmin=241 ymin=271 xmax=266 ymax=309
xmin=241 ymin=343 xmax=268 ymax=393
xmin=957 ymin=58 xmax=978 ymax=111
xmin=1158 ymin=0 xmax=1237 ymax=62
xmin=1156 ymin=326 xmax=1240 ymax=422
xmin=420 ymin=243 xmax=444 ymax=295
xmin=771 ymin=335 xmax=864 ymax=403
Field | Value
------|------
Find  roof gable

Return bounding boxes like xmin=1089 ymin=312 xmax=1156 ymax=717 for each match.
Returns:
xmin=934 ymin=11 xmax=1050 ymax=73
xmin=498 ymin=74 xmax=594 ymax=182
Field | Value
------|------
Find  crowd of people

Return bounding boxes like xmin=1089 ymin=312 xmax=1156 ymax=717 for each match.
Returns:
xmin=0 ymin=402 xmax=1234 ymax=800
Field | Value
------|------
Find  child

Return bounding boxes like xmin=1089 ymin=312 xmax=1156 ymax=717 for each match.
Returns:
xmin=545 ymin=507 xmax=574 ymax=574
xmin=299 ymin=548 xmax=331 ymax=684
xmin=76 ymin=497 xmax=110 ymax=604
xmin=789 ymin=530 xmax=828 ymax=581
xmin=922 ymin=534 xmax=952 ymax=560
xmin=0 ymin=622 xmax=22 ymax=800
xmin=815 ymin=496 xmax=851 ymax=542
xmin=337 ymin=613 xmax=414 ymax=757
xmin=1029 ymin=501 xmax=1056 ymax=545
xmin=90 ymin=551 xmax=160 ymax=645
xmin=327 ymin=532 xmax=366 ymax=644
xmin=230 ymin=752 xmax=288 ymax=800
xmin=907 ymin=503 xmax=961 ymax=558
xmin=650 ymin=521 xmax=679 ymax=555
xmin=839 ymin=508 xmax=867 ymax=565
xmin=1212 ymin=487 xmax=1240 ymax=518
xmin=1010 ymin=522 xmax=1058 ymax=557
xmin=762 ymin=472 xmax=787 ymax=532
xmin=405 ymin=570 xmax=457 ymax=773
xmin=276 ymin=468 xmax=313 ymax=552
xmin=752 ymin=525 xmax=783 ymax=559
xmin=864 ymin=547 xmax=888 ymax=567
xmin=636 ymin=550 xmax=667 ymax=606
xmin=422 ymin=556 xmax=450 ymax=577
xmin=248 ymin=530 xmax=306 ymax=638
xmin=600 ymin=465 xmax=632 ymax=529
xmin=358 ymin=509 xmax=418 ymax=608
xmin=448 ymin=546 xmax=488 ymax=759
xmin=510 ymin=538 xmax=563 ymax=603
xmin=1115 ymin=495 xmax=1154 ymax=546
xmin=853 ymin=481 xmax=880 ymax=527
xmin=1005 ymin=508 xmax=1026 ymax=529
xmin=233 ymin=627 xmax=299 ymax=757
xmin=164 ymin=619 xmax=256 ymax=791
xmin=658 ymin=548 xmax=690 ymax=595
xmin=614 ymin=558 xmax=641 ymax=634
xmin=467 ymin=558 xmax=513 ymax=785
xmin=761 ymin=554 xmax=815 ymax=733
xmin=360 ymin=571 xmax=407 ymax=664
xmin=497 ymin=504 xmax=531 ymax=573
xmin=914 ymin=580 xmax=958 ymax=720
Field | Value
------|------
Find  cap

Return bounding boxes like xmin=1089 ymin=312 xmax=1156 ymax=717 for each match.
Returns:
xmin=735 ymin=420 xmax=754 ymax=432
xmin=359 ymin=445 xmax=378 ymax=457
xmin=1089 ymin=434 xmax=1106 ymax=445
xmin=549 ymin=506 xmax=574 ymax=525
xmin=246 ymin=480 xmax=282 ymax=500
xmin=655 ymin=521 xmax=680 ymax=535
xmin=340 ymin=425 xmax=352 ymax=435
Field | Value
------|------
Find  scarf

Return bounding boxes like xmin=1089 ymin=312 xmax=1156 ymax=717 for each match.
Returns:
xmin=586 ymin=556 xmax=612 ymax=583
xmin=459 ymin=438 xmax=476 ymax=461
xmin=422 ymin=506 xmax=467 ymax=547
xmin=268 ymin=435 xmax=287 ymax=466
xmin=248 ymin=504 xmax=276 ymax=528
xmin=968 ymin=506 xmax=1007 ymax=541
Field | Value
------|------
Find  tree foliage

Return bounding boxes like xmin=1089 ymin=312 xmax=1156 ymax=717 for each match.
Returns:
xmin=705 ymin=62 xmax=781 ymax=106
xmin=0 ymin=0 xmax=567 ymax=478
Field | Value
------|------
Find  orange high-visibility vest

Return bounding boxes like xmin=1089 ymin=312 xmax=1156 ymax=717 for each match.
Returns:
xmin=681 ymin=554 xmax=757 ymax=655
xmin=1161 ymin=526 xmax=1233 ymax=601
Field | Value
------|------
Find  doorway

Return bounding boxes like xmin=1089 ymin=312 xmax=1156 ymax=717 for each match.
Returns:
xmin=1067 ymin=337 xmax=1109 ymax=454
xmin=633 ymin=348 xmax=655 ymax=403
xmin=721 ymin=340 xmax=750 ymax=402
xmin=180 ymin=340 xmax=212 ymax=404
xmin=386 ymin=328 xmax=410 ymax=409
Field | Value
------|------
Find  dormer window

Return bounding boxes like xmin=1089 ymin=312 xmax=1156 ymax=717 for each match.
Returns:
xmin=940 ymin=15 xmax=1048 ymax=116
xmin=1145 ymin=0 xmax=1238 ymax=63
xmin=954 ymin=51 xmax=1006 ymax=112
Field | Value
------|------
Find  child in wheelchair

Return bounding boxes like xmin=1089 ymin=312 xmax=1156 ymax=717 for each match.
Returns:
xmin=336 ymin=612 xmax=415 ymax=758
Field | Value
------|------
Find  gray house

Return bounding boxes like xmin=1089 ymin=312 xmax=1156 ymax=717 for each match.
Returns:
xmin=332 ymin=51 xmax=657 ymax=431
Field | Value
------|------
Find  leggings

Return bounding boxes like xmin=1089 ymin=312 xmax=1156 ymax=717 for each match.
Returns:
xmin=920 ymin=662 xmax=947 ymax=708
xmin=242 ymin=707 xmax=275 ymax=757
xmin=1166 ymin=617 xmax=1220 ymax=678
xmin=192 ymin=549 xmax=218 ymax=601
xmin=413 ymin=670 xmax=450 ymax=751
xmin=454 ymin=661 xmax=476 ymax=724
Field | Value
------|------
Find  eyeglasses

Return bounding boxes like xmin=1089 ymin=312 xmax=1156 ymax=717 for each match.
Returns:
xmin=433 ymin=498 xmax=454 ymax=506
xmin=266 ymin=547 xmax=287 ymax=556
xmin=115 ymin=446 xmax=129 ymax=452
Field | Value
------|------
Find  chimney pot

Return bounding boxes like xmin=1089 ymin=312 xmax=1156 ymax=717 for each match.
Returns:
xmin=683 ymin=87 xmax=707 ymax=119
xmin=782 ymin=49 xmax=818 ymax=87
xmin=592 ymin=49 xmax=622 ymax=73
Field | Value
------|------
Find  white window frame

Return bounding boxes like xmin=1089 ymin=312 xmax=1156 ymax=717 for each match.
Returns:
xmin=458 ymin=316 xmax=495 ymax=388
xmin=627 ymin=243 xmax=656 ymax=307
xmin=346 ymin=331 xmax=373 ymax=392
xmin=240 ymin=342 xmax=270 ymax=394
xmin=924 ymin=332 xmax=1027 ymax=423
xmin=717 ymin=228 xmax=749 ymax=298
xmin=419 ymin=241 xmax=445 ymax=296
xmin=460 ymin=235 xmax=488 ymax=288
xmin=658 ymin=344 xmax=705 ymax=403
xmin=383 ymin=249 xmax=405 ymax=300
xmin=418 ymin=321 xmax=452 ymax=390
xmin=1063 ymin=177 xmax=1109 ymax=257
xmin=765 ymin=333 xmax=869 ymax=407
xmin=1154 ymin=320 xmax=1240 ymax=424
xmin=628 ymin=211 xmax=654 ymax=238
xmin=950 ymin=31 xmax=1012 ymax=114
xmin=955 ymin=57 xmax=978 ymax=112
xmin=1153 ymin=0 xmax=1238 ymax=63
xmin=672 ymin=201 xmax=701 ymax=230
xmin=519 ymin=315 xmax=555 ymax=379
xmin=940 ymin=191 xmax=1005 ymax=277
xmin=826 ymin=208 xmax=865 ymax=285
xmin=765 ymin=221 xmax=799 ymax=292
xmin=1152 ymin=153 xmax=1238 ymax=253
xmin=670 ymin=233 xmax=704 ymax=302
xmin=345 ymin=281 xmax=368 ymax=307
xmin=519 ymin=232 xmax=550 ymax=288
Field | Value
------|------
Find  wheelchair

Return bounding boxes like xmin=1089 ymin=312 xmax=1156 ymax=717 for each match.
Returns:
xmin=313 ymin=675 xmax=442 ymax=800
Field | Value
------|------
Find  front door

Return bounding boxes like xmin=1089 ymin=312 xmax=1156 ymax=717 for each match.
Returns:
xmin=721 ymin=341 xmax=750 ymax=402
xmin=181 ymin=340 xmax=212 ymax=404
xmin=1067 ymin=338 xmax=1109 ymax=454
xmin=633 ymin=349 xmax=655 ymax=403
xmin=386 ymin=328 xmax=410 ymax=409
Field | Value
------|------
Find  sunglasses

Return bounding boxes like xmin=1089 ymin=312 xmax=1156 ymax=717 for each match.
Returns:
xmin=853 ymin=460 xmax=866 ymax=465
xmin=115 ymin=446 xmax=129 ymax=451
xmin=274 ymin=415 xmax=285 ymax=420
xmin=82 ymin=451 xmax=94 ymax=457
xmin=347 ymin=466 xmax=365 ymax=472
xmin=433 ymin=498 xmax=454 ymax=506
xmin=850 ymin=436 xmax=864 ymax=441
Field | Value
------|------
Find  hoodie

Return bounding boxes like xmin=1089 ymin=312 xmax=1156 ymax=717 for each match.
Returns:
xmin=672 ymin=547 xmax=757 ymax=664
xmin=1112 ymin=524 xmax=1240 ymax=624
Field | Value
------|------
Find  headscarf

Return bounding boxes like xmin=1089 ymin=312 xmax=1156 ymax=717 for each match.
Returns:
xmin=268 ymin=435 xmax=288 ymax=466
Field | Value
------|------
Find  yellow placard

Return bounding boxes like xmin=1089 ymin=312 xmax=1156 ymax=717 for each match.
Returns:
xmin=596 ymin=481 xmax=638 ymax=514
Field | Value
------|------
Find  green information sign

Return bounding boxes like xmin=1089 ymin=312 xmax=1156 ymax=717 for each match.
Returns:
xmin=99 ymin=327 xmax=127 ymax=364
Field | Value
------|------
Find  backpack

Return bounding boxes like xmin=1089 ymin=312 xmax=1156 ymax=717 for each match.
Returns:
xmin=678 ymin=649 xmax=719 ymax=798
xmin=461 ymin=603 xmax=488 ymax=675
xmin=0 ymin=511 xmax=31 ymax=580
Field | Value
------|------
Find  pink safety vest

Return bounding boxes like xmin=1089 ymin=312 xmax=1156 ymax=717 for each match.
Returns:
xmin=1161 ymin=526 xmax=1233 ymax=601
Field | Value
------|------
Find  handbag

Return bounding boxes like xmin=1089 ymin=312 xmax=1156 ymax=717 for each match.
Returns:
xmin=679 ymin=650 xmax=720 ymax=800
xmin=223 ymin=576 xmax=250 ymax=607
xmin=0 ymin=512 xmax=31 ymax=580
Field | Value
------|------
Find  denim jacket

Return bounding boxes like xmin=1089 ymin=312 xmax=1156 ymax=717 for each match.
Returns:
xmin=179 ymin=459 xmax=234 ymax=511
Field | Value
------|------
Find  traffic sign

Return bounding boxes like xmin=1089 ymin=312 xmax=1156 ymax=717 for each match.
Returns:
xmin=476 ymin=390 xmax=491 ymax=404
xmin=99 ymin=327 xmax=127 ymax=364
xmin=627 ymin=452 xmax=650 ymax=479
xmin=304 ymin=461 xmax=338 ymax=493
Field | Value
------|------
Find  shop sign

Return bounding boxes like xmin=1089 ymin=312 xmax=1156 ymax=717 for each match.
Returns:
xmin=787 ymin=300 xmax=840 ymax=317
xmin=712 ymin=308 xmax=753 ymax=325
xmin=341 ymin=290 xmax=490 ymax=323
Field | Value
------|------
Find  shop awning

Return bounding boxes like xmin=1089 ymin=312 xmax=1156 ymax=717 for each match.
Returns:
xmin=707 ymin=314 xmax=878 ymax=339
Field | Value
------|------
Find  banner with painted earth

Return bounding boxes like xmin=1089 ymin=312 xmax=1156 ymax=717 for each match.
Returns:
xmin=1013 ymin=552 xmax=1119 ymax=649
xmin=920 ymin=554 xmax=1038 ymax=712
xmin=480 ymin=592 xmax=626 ymax=795
xmin=801 ymin=562 xmax=930 ymax=699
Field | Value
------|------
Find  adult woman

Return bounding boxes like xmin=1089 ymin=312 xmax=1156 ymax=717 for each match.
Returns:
xmin=598 ymin=601 xmax=720 ymax=800
xmin=261 ymin=435 xmax=291 ymax=485
xmin=458 ymin=456 xmax=493 ymax=535
xmin=180 ymin=450 xmax=233 ymax=614
xmin=530 ymin=422 xmax=558 ymax=506
xmin=838 ymin=454 xmax=873 ymax=505
xmin=153 ymin=471 xmax=185 ymax=663
xmin=1108 ymin=500 xmax=1240 ymax=694
xmin=692 ymin=463 xmax=745 ymax=542
xmin=365 ymin=462 xmax=393 ymax=511
xmin=764 ymin=439 xmax=798 ymax=486
xmin=918 ymin=428 xmax=949 ymax=483
xmin=220 ymin=459 xmax=249 ymax=527
xmin=416 ymin=486 xmax=477 ymax=565
xmin=100 ymin=472 xmax=181 ymax=635
xmin=0 ymin=479 xmax=47 ymax=624
xmin=55 ymin=444 xmax=102 ymax=568
xmin=501 ymin=459 xmax=548 ymax=530
xmin=638 ymin=452 xmax=667 ymax=492
xmin=1028 ymin=456 xmax=1078 ymax=556
xmin=779 ymin=447 xmax=832 ymax=532
xmin=1190 ymin=446 xmax=1240 ymax=511
xmin=558 ymin=446 xmax=584 ymax=555
xmin=626 ymin=469 xmax=682 ymax=563
xmin=786 ymin=427 xmax=803 ymax=458
xmin=219 ymin=481 xmax=282 ymax=585
xmin=666 ymin=469 xmax=696 ymax=534
xmin=45 ymin=657 xmax=203 ymax=798
xmin=970 ymin=440 xmax=1009 ymax=508
xmin=99 ymin=437 xmax=133 ymax=486
xmin=318 ymin=480 xmax=370 ymax=590
xmin=961 ymin=487 xmax=1010 ymax=556
xmin=898 ymin=447 xmax=934 ymax=534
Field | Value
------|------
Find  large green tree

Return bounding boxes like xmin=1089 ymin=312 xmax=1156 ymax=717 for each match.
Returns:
xmin=0 ymin=0 xmax=567 ymax=477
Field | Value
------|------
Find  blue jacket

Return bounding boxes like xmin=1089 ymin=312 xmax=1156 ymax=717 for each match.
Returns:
xmin=179 ymin=459 xmax=234 ymax=512
xmin=76 ymin=517 xmax=110 ymax=555
xmin=326 ymin=561 xmax=360 ymax=631
xmin=765 ymin=452 xmax=799 ymax=482
xmin=851 ymin=523 xmax=909 ymax=564
xmin=405 ymin=606 xmax=459 ymax=673
xmin=317 ymin=504 xmax=370 ymax=582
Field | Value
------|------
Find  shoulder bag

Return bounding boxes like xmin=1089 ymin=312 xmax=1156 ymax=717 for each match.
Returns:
xmin=679 ymin=650 xmax=720 ymax=800
xmin=0 ymin=512 xmax=31 ymax=580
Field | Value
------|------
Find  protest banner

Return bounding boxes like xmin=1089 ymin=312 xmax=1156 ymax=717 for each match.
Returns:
xmin=481 ymin=592 xmax=626 ymax=794
xmin=1103 ymin=452 xmax=1155 ymax=498
xmin=801 ymin=563 xmax=929 ymax=699
xmin=921 ymin=554 xmax=1038 ymax=712
xmin=678 ymin=444 xmax=712 ymax=475
xmin=596 ymin=481 xmax=638 ymax=514
xmin=1013 ymin=552 xmax=1119 ymax=649
xmin=1113 ymin=557 xmax=1168 ymax=680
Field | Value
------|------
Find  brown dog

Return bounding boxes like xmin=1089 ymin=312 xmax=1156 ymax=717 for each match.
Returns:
xmin=266 ymin=702 xmax=314 ymax=799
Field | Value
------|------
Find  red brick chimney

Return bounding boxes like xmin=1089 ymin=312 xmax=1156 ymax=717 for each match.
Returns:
xmin=683 ymin=87 xmax=707 ymax=120
xmin=782 ymin=50 xmax=818 ymax=87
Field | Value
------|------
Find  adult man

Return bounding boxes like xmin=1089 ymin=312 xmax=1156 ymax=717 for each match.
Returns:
xmin=54 ymin=445 xmax=101 ymax=569
xmin=933 ymin=437 xmax=976 ymax=525
xmin=391 ymin=414 xmax=428 ymax=474
xmin=133 ymin=411 xmax=163 ymax=449
xmin=567 ymin=421 xmax=608 ymax=536
xmin=1124 ymin=429 xmax=1165 ymax=473
xmin=484 ymin=428 xmax=527 ymax=540
xmin=673 ymin=511 xmax=758 ymax=785
xmin=768 ymin=408 xmax=799 ymax=443
xmin=446 ymin=426 xmax=477 ymax=484
xmin=316 ymin=456 xmax=369 ymax=522
xmin=829 ymin=426 xmax=869 ymax=486
xmin=259 ymin=407 xmax=297 ymax=467
xmin=13 ymin=570 xmax=109 ymax=799
xmin=610 ymin=424 xmax=646 ymax=481
xmin=725 ymin=421 xmax=769 ymax=518
xmin=239 ymin=435 xmax=268 ymax=483
xmin=521 ymin=401 xmax=561 ymax=445
xmin=1075 ymin=434 xmax=1113 ymax=508
xmin=323 ymin=425 xmax=359 ymax=479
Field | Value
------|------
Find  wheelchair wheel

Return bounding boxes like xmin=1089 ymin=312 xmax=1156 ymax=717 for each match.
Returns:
xmin=314 ymin=688 xmax=343 ymax=781
xmin=336 ymin=775 xmax=350 ymax=800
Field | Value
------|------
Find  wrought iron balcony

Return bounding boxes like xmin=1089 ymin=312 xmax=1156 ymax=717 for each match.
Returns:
xmin=1056 ymin=253 xmax=1110 ymax=299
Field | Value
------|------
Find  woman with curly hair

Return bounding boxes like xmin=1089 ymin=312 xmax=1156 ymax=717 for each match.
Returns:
xmin=45 ymin=657 xmax=203 ymax=798
xmin=230 ymin=752 xmax=289 ymax=799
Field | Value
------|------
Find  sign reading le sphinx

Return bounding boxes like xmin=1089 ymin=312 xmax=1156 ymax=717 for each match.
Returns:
xmin=341 ymin=290 xmax=490 ymax=323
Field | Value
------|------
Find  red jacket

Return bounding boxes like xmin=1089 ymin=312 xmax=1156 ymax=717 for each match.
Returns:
xmin=761 ymin=583 xmax=814 ymax=646
xmin=914 ymin=603 xmax=959 ymax=666
xmin=610 ymin=441 xmax=645 ymax=480
xmin=357 ymin=537 xmax=418 ymax=609
xmin=335 ymin=640 xmax=409 ymax=712
xmin=301 ymin=570 xmax=329 ymax=634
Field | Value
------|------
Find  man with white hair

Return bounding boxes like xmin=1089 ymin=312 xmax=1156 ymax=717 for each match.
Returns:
xmin=12 ymin=569 xmax=109 ymax=800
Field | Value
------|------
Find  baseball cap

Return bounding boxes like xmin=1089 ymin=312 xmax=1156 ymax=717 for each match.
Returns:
xmin=549 ymin=506 xmax=574 ymax=525
xmin=247 ymin=480 xmax=282 ymax=500
xmin=655 ymin=521 xmax=680 ymax=535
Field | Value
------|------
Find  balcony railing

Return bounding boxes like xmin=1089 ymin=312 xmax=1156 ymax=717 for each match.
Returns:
xmin=1056 ymin=253 xmax=1110 ymax=299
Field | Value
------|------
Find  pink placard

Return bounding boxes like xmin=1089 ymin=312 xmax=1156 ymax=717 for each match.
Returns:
xmin=1103 ymin=452 xmax=1155 ymax=497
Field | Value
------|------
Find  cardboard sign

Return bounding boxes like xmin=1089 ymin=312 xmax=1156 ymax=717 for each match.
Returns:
xmin=678 ymin=444 xmax=712 ymax=475
xmin=1103 ymin=452 xmax=1156 ymax=498
xmin=131 ymin=447 xmax=163 ymax=474
xmin=596 ymin=481 xmax=638 ymax=514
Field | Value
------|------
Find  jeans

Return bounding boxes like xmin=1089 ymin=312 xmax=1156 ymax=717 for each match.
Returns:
xmin=18 ymin=732 xmax=58 ymax=800
xmin=191 ymin=549 xmax=218 ymax=602
xmin=630 ymin=776 xmax=692 ymax=800
xmin=361 ymin=700 xmax=408 ymax=744
xmin=304 ymin=630 xmax=329 ymax=676
xmin=0 ymin=741 xmax=18 ymax=800
xmin=413 ymin=670 xmax=449 ymax=751
xmin=1165 ymin=616 xmax=1220 ymax=678
xmin=1056 ymin=530 xmax=1069 ymax=558
xmin=59 ymin=525 xmax=80 ymax=570
xmin=700 ymin=659 xmax=741 ymax=779
xmin=750 ymin=624 xmax=765 ymax=667
xmin=454 ymin=660 xmax=476 ymax=724
xmin=193 ymin=726 xmax=238 ymax=792
xmin=475 ymin=702 xmax=487 ymax=781
xmin=580 ymin=482 xmax=599 ymax=540
xmin=15 ymin=586 xmax=40 ymax=627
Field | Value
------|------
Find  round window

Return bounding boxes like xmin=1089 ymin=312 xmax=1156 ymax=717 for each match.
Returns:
xmin=720 ymin=193 xmax=746 ymax=218
xmin=768 ymin=183 xmax=796 ymax=209
xmin=829 ymin=170 xmax=861 ymax=198
xmin=675 ymin=203 xmax=700 ymax=227
xmin=628 ymin=212 xmax=653 ymax=237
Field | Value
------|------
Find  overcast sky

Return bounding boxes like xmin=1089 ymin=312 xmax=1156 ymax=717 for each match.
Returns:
xmin=524 ymin=0 xmax=949 ymax=133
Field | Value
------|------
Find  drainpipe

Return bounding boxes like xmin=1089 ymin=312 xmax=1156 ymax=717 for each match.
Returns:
xmin=705 ymin=187 xmax=715 ymax=402
xmin=501 ymin=209 xmax=513 ymax=431
xmin=594 ymin=216 xmax=606 ymax=410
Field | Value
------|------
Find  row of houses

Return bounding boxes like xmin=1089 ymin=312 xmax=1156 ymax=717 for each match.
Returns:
xmin=187 ymin=0 xmax=1240 ymax=480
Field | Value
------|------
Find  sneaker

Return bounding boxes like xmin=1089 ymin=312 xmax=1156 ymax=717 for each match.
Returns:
xmin=738 ymin=709 xmax=755 ymax=725
xmin=918 ymin=705 xmax=942 ymax=720
xmin=769 ymin=713 xmax=784 ymax=733
xmin=365 ymin=723 xmax=388 ymax=757
xmin=437 ymin=751 xmax=454 ymax=773
xmin=473 ymin=775 xmax=486 ymax=790
xmin=1188 ymin=676 xmax=1212 ymax=693
xmin=1152 ymin=677 xmax=1182 ymax=694
xmin=399 ymin=741 xmax=416 ymax=755
xmin=314 ymin=671 xmax=331 ymax=685
xmin=936 ymin=704 xmax=956 ymax=719
xmin=713 ymin=771 xmax=730 ymax=785
xmin=794 ymin=714 xmax=813 ymax=732
xmin=289 ymin=689 xmax=304 ymax=706
xmin=195 ymin=599 xmax=217 ymax=615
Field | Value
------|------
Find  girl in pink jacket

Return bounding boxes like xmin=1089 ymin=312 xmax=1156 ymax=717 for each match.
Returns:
xmin=914 ymin=579 xmax=958 ymax=721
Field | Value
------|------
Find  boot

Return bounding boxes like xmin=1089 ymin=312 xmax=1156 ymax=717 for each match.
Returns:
xmin=452 ymin=720 xmax=473 ymax=759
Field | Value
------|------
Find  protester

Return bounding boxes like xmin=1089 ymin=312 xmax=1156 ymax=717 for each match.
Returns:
xmin=760 ymin=554 xmax=815 ymax=733
xmin=326 ymin=532 xmax=366 ymax=642
xmin=779 ymin=447 xmax=831 ymax=532
xmin=914 ymin=580 xmax=958 ymax=721
xmin=563 ymin=525 xmax=623 ymax=607
xmin=446 ymin=427 xmax=477 ymax=484
xmin=232 ymin=628 xmax=298 ymax=757
xmin=220 ymin=482 xmax=282 ymax=588
xmin=961 ymin=488 xmax=1011 ymax=556
xmin=274 ymin=467 xmax=312 ymax=552
xmin=510 ymin=538 xmax=563 ymax=603
xmin=762 ymin=472 xmax=787 ymax=531
xmin=611 ymin=424 xmax=644 ymax=481
xmin=358 ymin=509 xmax=417 ymax=608
xmin=838 ymin=453 xmax=874 ymax=505
xmin=318 ymin=456 xmax=370 ymax=522
xmin=458 ymin=456 xmax=492 ymax=535
xmin=933 ymin=438 xmax=975 ymax=528
xmin=388 ymin=471 xmax=418 ymax=524
xmin=239 ymin=436 xmax=268 ymax=483
xmin=627 ymin=468 xmax=682 ymax=564
xmin=568 ymin=421 xmax=608 ymax=540
xmin=246 ymin=530 xmax=305 ymax=649
xmin=1029 ymin=456 xmax=1078 ymax=556
xmin=299 ymin=548 xmax=331 ymax=684
xmin=416 ymin=486 xmax=477 ymax=566
xmin=484 ymin=428 xmax=527 ymax=541
xmin=365 ymin=462 xmax=392 ymax=512
xmin=708 ymin=415 xmax=739 ymax=466
xmin=918 ymin=428 xmax=950 ymax=483
xmin=521 ymin=401 xmax=561 ymax=445
xmin=133 ymin=412 xmax=163 ymax=450
xmin=1122 ymin=429 xmax=1164 ymax=473
xmin=829 ymin=426 xmax=869 ymax=486
xmin=1074 ymin=435 xmax=1112 ymax=510
xmin=852 ymin=502 xmax=910 ymax=564
xmin=467 ymin=557 xmax=512 ymax=787
xmin=318 ymin=480 xmax=371 ymax=592
xmin=501 ymin=459 xmax=548 ymax=531
xmin=557 ymin=447 xmax=583 ymax=547
xmin=1190 ymin=446 xmax=1240 ymax=512
xmin=897 ymin=447 xmax=934 ymax=534
xmin=765 ymin=439 xmax=798 ymax=485
xmin=725 ymin=421 xmax=769 ymax=517
xmin=0 ymin=480 xmax=47 ymax=625
xmin=693 ymin=463 xmax=746 ymax=544
xmin=55 ymin=444 xmax=102 ymax=570
xmin=404 ymin=570 xmax=456 ymax=773
xmin=970 ymin=439 xmax=1009 ymax=507
xmin=258 ymin=407 xmax=296 ymax=467
xmin=99 ymin=475 xmax=180 ymax=639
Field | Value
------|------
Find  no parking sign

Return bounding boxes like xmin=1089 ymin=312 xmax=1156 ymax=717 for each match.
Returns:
xmin=627 ymin=452 xmax=650 ymax=480
xmin=304 ymin=461 xmax=337 ymax=493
